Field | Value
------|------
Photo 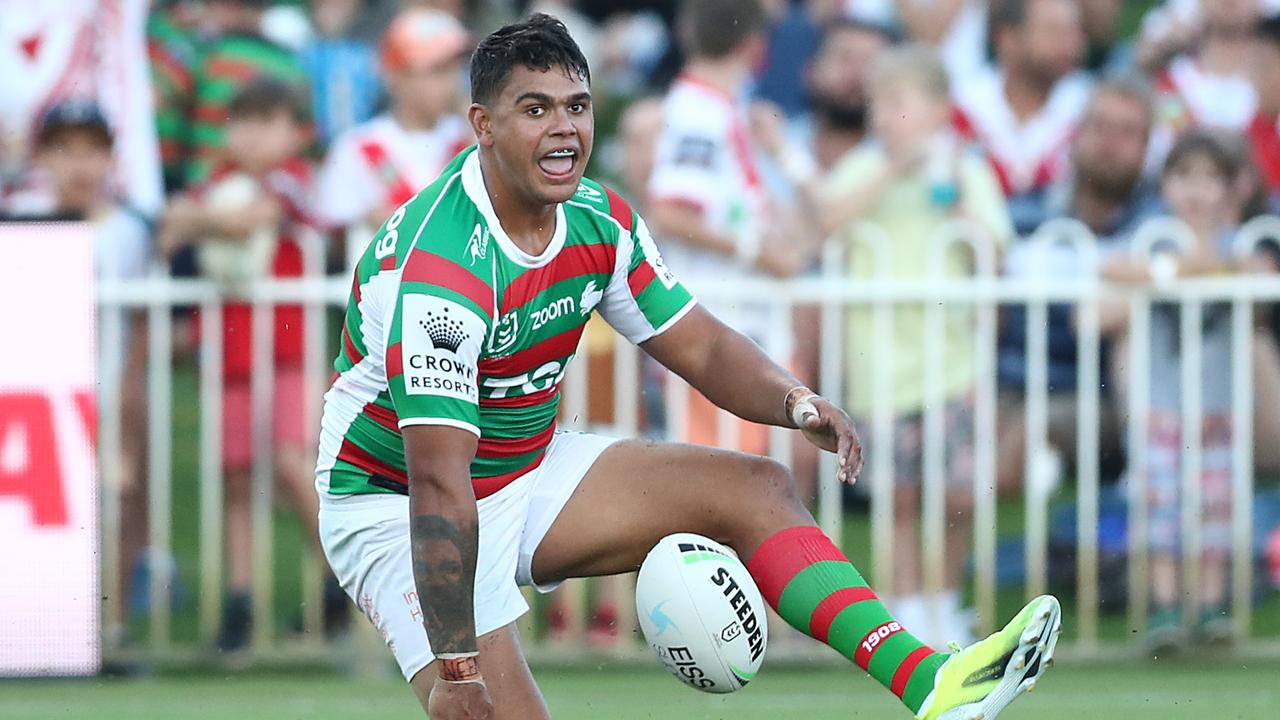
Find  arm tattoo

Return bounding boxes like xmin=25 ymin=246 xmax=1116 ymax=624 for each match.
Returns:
xmin=410 ymin=513 xmax=479 ymax=655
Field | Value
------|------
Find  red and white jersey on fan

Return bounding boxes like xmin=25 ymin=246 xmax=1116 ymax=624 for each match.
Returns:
xmin=647 ymin=73 xmax=787 ymax=350
xmin=315 ymin=113 xmax=472 ymax=229
xmin=1156 ymin=55 xmax=1258 ymax=133
xmin=648 ymin=73 xmax=765 ymax=280
xmin=0 ymin=0 xmax=160 ymax=213
xmin=952 ymin=66 xmax=1091 ymax=196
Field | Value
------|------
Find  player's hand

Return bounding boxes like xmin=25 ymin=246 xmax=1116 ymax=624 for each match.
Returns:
xmin=428 ymin=677 xmax=494 ymax=720
xmin=796 ymin=396 xmax=863 ymax=485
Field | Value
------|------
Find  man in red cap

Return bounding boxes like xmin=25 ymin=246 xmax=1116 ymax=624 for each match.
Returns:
xmin=315 ymin=7 xmax=473 ymax=270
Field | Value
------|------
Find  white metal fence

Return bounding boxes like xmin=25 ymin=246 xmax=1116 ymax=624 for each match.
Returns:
xmin=93 ymin=216 xmax=1280 ymax=666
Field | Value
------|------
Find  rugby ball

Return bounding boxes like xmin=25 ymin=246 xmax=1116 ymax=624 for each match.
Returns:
xmin=635 ymin=533 xmax=768 ymax=694
xmin=197 ymin=172 xmax=276 ymax=293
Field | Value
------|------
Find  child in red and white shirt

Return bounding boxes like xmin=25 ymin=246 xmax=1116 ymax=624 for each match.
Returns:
xmin=159 ymin=76 xmax=341 ymax=651
xmin=314 ymin=8 xmax=472 ymax=270
xmin=1249 ymin=13 xmax=1280 ymax=199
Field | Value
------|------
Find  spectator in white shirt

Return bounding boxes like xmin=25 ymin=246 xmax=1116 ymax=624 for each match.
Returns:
xmin=952 ymin=0 xmax=1090 ymax=198
xmin=1142 ymin=0 xmax=1264 ymax=168
xmin=4 ymin=102 xmax=152 ymax=645
xmin=647 ymin=0 xmax=823 ymax=455
xmin=314 ymin=8 xmax=472 ymax=269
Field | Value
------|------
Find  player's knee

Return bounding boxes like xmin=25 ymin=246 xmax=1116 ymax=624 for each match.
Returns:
xmin=740 ymin=455 xmax=800 ymax=505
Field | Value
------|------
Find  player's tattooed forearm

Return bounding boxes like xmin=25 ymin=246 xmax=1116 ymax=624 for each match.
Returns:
xmin=410 ymin=513 xmax=479 ymax=654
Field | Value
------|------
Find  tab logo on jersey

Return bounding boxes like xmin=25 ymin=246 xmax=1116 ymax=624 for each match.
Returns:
xmin=481 ymin=356 xmax=573 ymax=399
xmin=466 ymin=223 xmax=489 ymax=265
xmin=401 ymin=294 xmax=484 ymax=403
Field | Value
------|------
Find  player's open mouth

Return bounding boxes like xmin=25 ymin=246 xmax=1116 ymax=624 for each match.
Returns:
xmin=537 ymin=147 xmax=578 ymax=181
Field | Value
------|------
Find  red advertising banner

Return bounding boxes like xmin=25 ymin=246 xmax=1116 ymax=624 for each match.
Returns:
xmin=0 ymin=222 xmax=99 ymax=676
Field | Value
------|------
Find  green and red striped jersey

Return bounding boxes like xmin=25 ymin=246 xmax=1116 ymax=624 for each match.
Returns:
xmin=186 ymin=31 xmax=307 ymax=185
xmin=146 ymin=7 xmax=199 ymax=191
xmin=315 ymin=147 xmax=696 ymax=498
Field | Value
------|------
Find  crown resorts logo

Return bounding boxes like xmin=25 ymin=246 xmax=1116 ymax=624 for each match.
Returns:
xmin=419 ymin=306 xmax=466 ymax=353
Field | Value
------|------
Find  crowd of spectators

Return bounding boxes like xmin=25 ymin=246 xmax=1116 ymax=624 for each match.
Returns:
xmin=3 ymin=0 xmax=1280 ymax=655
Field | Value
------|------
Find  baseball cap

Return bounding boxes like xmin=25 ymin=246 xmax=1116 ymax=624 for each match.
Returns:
xmin=381 ymin=8 xmax=472 ymax=73
xmin=36 ymin=100 xmax=113 ymax=147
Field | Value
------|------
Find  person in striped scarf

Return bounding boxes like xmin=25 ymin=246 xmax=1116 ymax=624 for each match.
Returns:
xmin=184 ymin=0 xmax=308 ymax=186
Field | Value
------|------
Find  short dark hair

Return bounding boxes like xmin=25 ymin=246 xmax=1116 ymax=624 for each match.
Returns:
xmin=1089 ymin=73 xmax=1156 ymax=126
xmin=1162 ymin=130 xmax=1244 ymax=182
xmin=36 ymin=101 xmax=113 ymax=149
xmin=679 ymin=0 xmax=766 ymax=59
xmin=990 ymin=0 xmax=1032 ymax=35
xmin=819 ymin=16 xmax=899 ymax=50
xmin=469 ymin=13 xmax=590 ymax=105
xmin=1256 ymin=13 xmax=1280 ymax=46
xmin=227 ymin=77 xmax=310 ymax=123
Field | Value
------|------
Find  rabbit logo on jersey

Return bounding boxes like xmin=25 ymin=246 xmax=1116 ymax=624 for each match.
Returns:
xmin=401 ymin=294 xmax=484 ymax=403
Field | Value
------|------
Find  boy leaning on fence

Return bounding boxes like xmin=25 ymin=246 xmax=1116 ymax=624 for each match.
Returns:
xmin=158 ymin=78 xmax=346 ymax=652
xmin=818 ymin=45 xmax=1014 ymax=648
xmin=1101 ymin=131 xmax=1278 ymax=653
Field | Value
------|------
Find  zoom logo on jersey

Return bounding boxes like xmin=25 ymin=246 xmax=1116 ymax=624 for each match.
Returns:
xmin=709 ymin=568 xmax=764 ymax=662
xmin=530 ymin=295 xmax=576 ymax=330
xmin=402 ymin=295 xmax=484 ymax=403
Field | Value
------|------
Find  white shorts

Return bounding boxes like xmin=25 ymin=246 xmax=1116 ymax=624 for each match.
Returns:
xmin=317 ymin=430 xmax=618 ymax=680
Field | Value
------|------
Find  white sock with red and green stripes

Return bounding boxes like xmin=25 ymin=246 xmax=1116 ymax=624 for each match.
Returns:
xmin=746 ymin=526 xmax=946 ymax=713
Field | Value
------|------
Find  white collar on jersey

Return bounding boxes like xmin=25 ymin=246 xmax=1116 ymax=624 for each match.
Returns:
xmin=461 ymin=150 xmax=567 ymax=269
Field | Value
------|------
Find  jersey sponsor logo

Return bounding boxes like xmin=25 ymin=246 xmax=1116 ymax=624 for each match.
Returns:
xmin=574 ymin=184 xmax=603 ymax=201
xmin=674 ymin=135 xmax=717 ymax=168
xmin=530 ymin=295 xmax=576 ymax=331
xmin=401 ymin=295 xmax=484 ymax=403
xmin=480 ymin=357 xmax=572 ymax=399
xmin=466 ymin=223 xmax=489 ymax=265
xmin=637 ymin=221 xmax=679 ymax=290
xmin=579 ymin=280 xmax=603 ymax=316
xmin=488 ymin=283 xmax=595 ymax=356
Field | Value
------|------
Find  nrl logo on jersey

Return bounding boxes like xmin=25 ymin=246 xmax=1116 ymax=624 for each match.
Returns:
xmin=466 ymin=224 xmax=489 ymax=265
xmin=488 ymin=311 xmax=519 ymax=356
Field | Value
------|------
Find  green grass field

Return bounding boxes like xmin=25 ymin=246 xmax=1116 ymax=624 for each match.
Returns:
xmin=2 ymin=660 xmax=1277 ymax=720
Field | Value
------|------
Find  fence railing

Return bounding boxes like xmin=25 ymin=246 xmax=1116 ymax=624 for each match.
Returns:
xmin=93 ymin=216 xmax=1280 ymax=667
